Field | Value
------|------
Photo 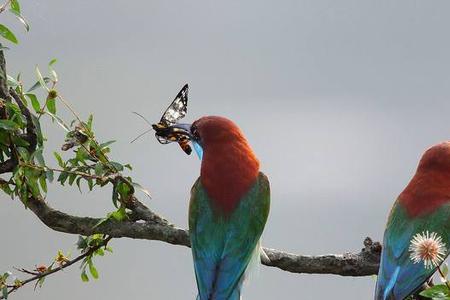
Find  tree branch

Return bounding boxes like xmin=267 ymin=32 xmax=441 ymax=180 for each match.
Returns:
xmin=25 ymin=196 xmax=381 ymax=277
xmin=0 ymin=47 xmax=8 ymax=101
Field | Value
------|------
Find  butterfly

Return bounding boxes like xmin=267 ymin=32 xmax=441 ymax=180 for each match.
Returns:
xmin=151 ymin=84 xmax=192 ymax=155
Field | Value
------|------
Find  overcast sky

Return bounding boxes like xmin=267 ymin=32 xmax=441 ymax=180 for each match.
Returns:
xmin=1 ymin=1 xmax=450 ymax=299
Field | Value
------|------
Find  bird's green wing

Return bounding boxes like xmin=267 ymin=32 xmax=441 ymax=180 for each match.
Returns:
xmin=375 ymin=201 xmax=450 ymax=300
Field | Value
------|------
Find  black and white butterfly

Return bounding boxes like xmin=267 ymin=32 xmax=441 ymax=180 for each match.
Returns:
xmin=152 ymin=84 xmax=189 ymax=144
xmin=131 ymin=84 xmax=190 ymax=150
xmin=149 ymin=84 xmax=192 ymax=155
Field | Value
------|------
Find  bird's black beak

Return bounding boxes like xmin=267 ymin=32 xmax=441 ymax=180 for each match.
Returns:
xmin=152 ymin=122 xmax=203 ymax=158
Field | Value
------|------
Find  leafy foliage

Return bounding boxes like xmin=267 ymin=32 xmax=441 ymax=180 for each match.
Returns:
xmin=77 ymin=235 xmax=112 ymax=282
xmin=0 ymin=54 xmax=150 ymax=296
xmin=417 ymin=263 xmax=450 ymax=300
xmin=0 ymin=0 xmax=29 ymax=45
xmin=420 ymin=285 xmax=450 ymax=300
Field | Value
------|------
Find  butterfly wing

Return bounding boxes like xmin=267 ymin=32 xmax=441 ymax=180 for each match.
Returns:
xmin=153 ymin=84 xmax=192 ymax=154
xmin=159 ymin=84 xmax=189 ymax=126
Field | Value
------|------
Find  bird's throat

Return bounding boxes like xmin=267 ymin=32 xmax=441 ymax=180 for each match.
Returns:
xmin=200 ymin=141 xmax=260 ymax=214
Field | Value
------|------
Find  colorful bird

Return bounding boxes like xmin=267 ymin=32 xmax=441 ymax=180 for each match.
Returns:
xmin=375 ymin=142 xmax=450 ymax=300
xmin=158 ymin=116 xmax=270 ymax=300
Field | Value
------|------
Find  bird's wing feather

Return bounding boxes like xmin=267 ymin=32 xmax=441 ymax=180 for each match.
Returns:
xmin=189 ymin=172 xmax=270 ymax=300
xmin=375 ymin=201 xmax=450 ymax=300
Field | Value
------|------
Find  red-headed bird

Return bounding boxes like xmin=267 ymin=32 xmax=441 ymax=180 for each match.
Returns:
xmin=163 ymin=116 xmax=270 ymax=300
xmin=375 ymin=142 xmax=450 ymax=299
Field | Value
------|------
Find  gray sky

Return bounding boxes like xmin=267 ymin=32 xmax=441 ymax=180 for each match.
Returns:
xmin=1 ymin=0 xmax=450 ymax=299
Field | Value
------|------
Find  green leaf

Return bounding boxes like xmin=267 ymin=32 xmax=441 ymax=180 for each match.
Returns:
xmin=31 ymin=115 xmax=45 ymax=147
xmin=45 ymin=169 xmax=54 ymax=182
xmin=75 ymin=176 xmax=83 ymax=192
xmin=8 ymin=9 xmax=29 ymax=32
xmin=420 ymin=284 xmax=450 ymax=299
xmin=80 ymin=271 xmax=89 ymax=282
xmin=87 ymin=114 xmax=93 ymax=130
xmin=76 ymin=236 xmax=88 ymax=250
xmin=39 ymin=175 xmax=47 ymax=193
xmin=94 ymin=163 xmax=103 ymax=176
xmin=0 ymin=120 xmax=18 ymax=130
xmin=35 ymin=66 xmax=49 ymax=92
xmin=6 ymin=102 xmax=25 ymax=127
xmin=16 ymin=147 xmax=29 ymax=160
xmin=2 ymin=286 xmax=7 ymax=299
xmin=112 ymin=184 xmax=119 ymax=207
xmin=34 ymin=149 xmax=45 ymax=166
xmin=11 ymin=135 xmax=29 ymax=147
xmin=68 ymin=173 xmax=77 ymax=185
xmin=109 ymin=161 xmax=123 ymax=172
xmin=46 ymin=98 xmax=56 ymax=114
xmin=87 ymin=178 xmax=94 ymax=191
xmin=53 ymin=152 xmax=64 ymax=167
xmin=95 ymin=248 xmax=104 ymax=256
xmin=27 ymin=77 xmax=51 ymax=92
xmin=49 ymin=69 xmax=57 ymax=82
xmin=110 ymin=206 xmax=127 ymax=221
xmin=117 ymin=181 xmax=131 ymax=199
xmin=442 ymin=263 xmax=449 ymax=279
xmin=10 ymin=0 xmax=20 ymax=14
xmin=0 ymin=24 xmax=18 ymax=44
xmin=0 ymin=181 xmax=12 ymax=195
xmin=48 ymin=60 xmax=58 ymax=82
xmin=0 ymin=130 xmax=9 ymax=146
xmin=7 ymin=74 xmax=19 ymax=87
xmin=99 ymin=140 xmax=115 ymax=149
xmin=26 ymin=93 xmax=41 ymax=113
xmin=37 ymin=276 xmax=46 ymax=288
xmin=57 ymin=171 xmax=69 ymax=185
xmin=88 ymin=261 xmax=99 ymax=279
xmin=27 ymin=177 xmax=41 ymax=198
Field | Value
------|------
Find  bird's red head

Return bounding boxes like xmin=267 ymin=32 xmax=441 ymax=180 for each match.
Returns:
xmin=191 ymin=116 xmax=260 ymax=213
xmin=191 ymin=116 xmax=250 ymax=149
xmin=399 ymin=142 xmax=450 ymax=217
xmin=417 ymin=142 xmax=450 ymax=173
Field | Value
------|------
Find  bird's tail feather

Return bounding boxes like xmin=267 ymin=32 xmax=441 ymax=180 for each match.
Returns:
xmin=244 ymin=239 xmax=263 ymax=284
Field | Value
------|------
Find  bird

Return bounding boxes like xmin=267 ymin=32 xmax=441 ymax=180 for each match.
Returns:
xmin=163 ymin=116 xmax=270 ymax=300
xmin=375 ymin=142 xmax=450 ymax=300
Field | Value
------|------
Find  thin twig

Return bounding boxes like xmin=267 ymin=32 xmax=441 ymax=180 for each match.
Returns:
xmin=20 ymin=162 xmax=134 ymax=192
xmin=0 ymin=0 xmax=12 ymax=14
xmin=20 ymin=162 xmax=103 ymax=180
xmin=0 ymin=237 xmax=112 ymax=299
xmin=437 ymin=266 xmax=450 ymax=290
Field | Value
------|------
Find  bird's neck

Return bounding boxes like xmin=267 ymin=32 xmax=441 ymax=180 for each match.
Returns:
xmin=200 ymin=140 xmax=260 ymax=214
xmin=399 ymin=169 xmax=450 ymax=217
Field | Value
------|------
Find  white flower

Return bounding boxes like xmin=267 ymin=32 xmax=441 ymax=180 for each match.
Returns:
xmin=409 ymin=231 xmax=447 ymax=269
